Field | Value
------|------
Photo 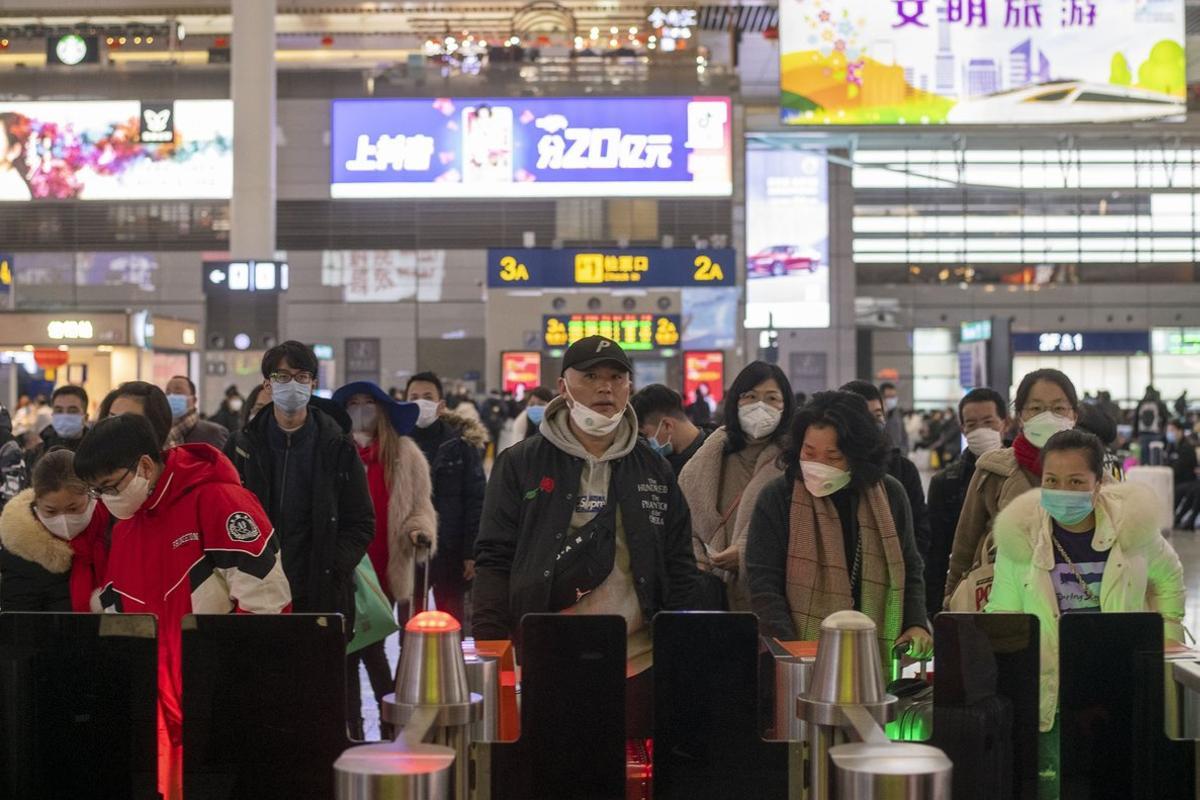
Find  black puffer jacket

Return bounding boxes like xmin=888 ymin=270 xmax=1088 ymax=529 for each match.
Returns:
xmin=473 ymin=428 xmax=704 ymax=643
xmin=924 ymin=450 xmax=977 ymax=617
xmin=410 ymin=412 xmax=488 ymax=563
xmin=225 ymin=397 xmax=374 ymax=631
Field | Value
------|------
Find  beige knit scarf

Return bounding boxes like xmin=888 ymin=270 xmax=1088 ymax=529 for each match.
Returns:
xmin=166 ymin=409 xmax=198 ymax=449
xmin=785 ymin=477 xmax=906 ymax=662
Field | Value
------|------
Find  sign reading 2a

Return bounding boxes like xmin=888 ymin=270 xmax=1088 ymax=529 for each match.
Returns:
xmin=498 ymin=255 xmax=530 ymax=282
xmin=692 ymin=254 xmax=724 ymax=282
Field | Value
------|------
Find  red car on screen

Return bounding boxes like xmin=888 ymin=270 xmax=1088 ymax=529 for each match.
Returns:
xmin=748 ymin=245 xmax=822 ymax=277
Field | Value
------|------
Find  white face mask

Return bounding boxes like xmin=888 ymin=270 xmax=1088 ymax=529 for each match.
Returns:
xmin=101 ymin=464 xmax=152 ymax=520
xmin=965 ymin=427 xmax=1004 ymax=457
xmin=801 ymin=460 xmax=851 ymax=497
xmin=738 ymin=401 xmax=782 ymax=440
xmin=1023 ymin=410 xmax=1074 ymax=449
xmin=228 ymin=397 xmax=244 ymax=412
xmin=564 ymin=384 xmax=624 ymax=437
xmin=414 ymin=399 xmax=440 ymax=429
xmin=35 ymin=497 xmax=97 ymax=540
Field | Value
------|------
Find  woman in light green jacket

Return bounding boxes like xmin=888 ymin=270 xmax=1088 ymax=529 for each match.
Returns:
xmin=987 ymin=429 xmax=1185 ymax=799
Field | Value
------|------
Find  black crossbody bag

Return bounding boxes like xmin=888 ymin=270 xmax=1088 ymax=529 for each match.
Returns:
xmin=547 ymin=493 xmax=618 ymax=612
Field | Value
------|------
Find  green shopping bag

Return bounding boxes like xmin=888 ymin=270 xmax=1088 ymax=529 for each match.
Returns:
xmin=347 ymin=554 xmax=398 ymax=654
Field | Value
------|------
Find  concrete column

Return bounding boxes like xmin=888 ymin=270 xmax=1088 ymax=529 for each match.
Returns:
xmin=230 ymin=0 xmax=276 ymax=258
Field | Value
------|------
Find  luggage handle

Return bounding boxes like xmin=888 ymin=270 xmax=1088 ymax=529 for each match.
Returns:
xmin=411 ymin=534 xmax=432 ymax=617
xmin=891 ymin=642 xmax=929 ymax=683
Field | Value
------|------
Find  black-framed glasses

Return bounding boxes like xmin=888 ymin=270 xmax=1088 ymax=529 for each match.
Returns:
xmin=269 ymin=371 xmax=315 ymax=386
xmin=86 ymin=465 xmax=136 ymax=500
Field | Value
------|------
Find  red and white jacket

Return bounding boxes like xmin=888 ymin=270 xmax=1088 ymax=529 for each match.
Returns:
xmin=96 ymin=444 xmax=291 ymax=757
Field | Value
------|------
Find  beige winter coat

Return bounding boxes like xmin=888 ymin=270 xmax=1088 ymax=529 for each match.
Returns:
xmin=942 ymin=447 xmax=1038 ymax=607
xmin=677 ymin=427 xmax=783 ymax=610
xmin=382 ymin=436 xmax=440 ymax=601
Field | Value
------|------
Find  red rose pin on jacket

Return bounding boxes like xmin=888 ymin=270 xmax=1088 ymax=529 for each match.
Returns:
xmin=95 ymin=443 xmax=291 ymax=799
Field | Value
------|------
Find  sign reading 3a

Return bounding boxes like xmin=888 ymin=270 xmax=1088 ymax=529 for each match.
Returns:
xmin=489 ymin=248 xmax=735 ymax=288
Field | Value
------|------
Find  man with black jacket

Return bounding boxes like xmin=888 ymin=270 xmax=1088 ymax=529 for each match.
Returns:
xmin=924 ymin=388 xmax=1007 ymax=616
xmin=225 ymin=341 xmax=374 ymax=635
xmin=474 ymin=336 xmax=702 ymax=735
xmin=841 ymin=381 xmax=932 ymax=570
xmin=405 ymin=371 xmax=487 ymax=625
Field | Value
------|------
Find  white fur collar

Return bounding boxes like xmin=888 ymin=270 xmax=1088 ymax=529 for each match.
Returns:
xmin=992 ymin=481 xmax=1163 ymax=568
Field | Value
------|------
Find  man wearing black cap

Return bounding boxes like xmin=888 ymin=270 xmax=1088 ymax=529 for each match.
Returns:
xmin=473 ymin=336 xmax=703 ymax=735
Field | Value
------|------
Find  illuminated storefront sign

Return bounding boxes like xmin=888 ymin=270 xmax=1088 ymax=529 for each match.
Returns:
xmin=1012 ymin=331 xmax=1150 ymax=354
xmin=542 ymin=314 xmax=681 ymax=352
xmin=501 ymin=351 xmax=542 ymax=394
xmin=0 ymin=100 xmax=231 ymax=200
xmin=47 ymin=320 xmax=94 ymax=340
xmin=780 ymin=0 xmax=1185 ymax=125
xmin=684 ymin=351 xmax=725 ymax=405
xmin=487 ymin=248 xmax=734 ymax=288
xmin=330 ymin=96 xmax=732 ymax=198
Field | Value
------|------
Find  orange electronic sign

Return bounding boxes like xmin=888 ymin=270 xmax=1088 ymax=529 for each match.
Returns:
xmin=501 ymin=351 xmax=541 ymax=395
xmin=684 ymin=351 xmax=725 ymax=406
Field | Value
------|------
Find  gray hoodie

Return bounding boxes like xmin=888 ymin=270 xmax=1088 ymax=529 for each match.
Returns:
xmin=539 ymin=395 xmax=651 ymax=674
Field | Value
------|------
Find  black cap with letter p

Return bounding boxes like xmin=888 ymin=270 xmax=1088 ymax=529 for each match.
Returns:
xmin=560 ymin=335 xmax=633 ymax=376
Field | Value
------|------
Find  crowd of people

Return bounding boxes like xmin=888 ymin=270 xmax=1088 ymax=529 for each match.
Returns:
xmin=0 ymin=335 xmax=1189 ymax=800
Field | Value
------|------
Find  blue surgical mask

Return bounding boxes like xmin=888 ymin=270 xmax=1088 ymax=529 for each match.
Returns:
xmin=167 ymin=394 xmax=189 ymax=420
xmin=1167 ymin=430 xmax=1179 ymax=445
xmin=647 ymin=419 xmax=673 ymax=457
xmin=1041 ymin=488 xmax=1095 ymax=526
xmin=272 ymin=381 xmax=312 ymax=415
xmin=51 ymin=412 xmax=84 ymax=439
xmin=526 ymin=405 xmax=546 ymax=426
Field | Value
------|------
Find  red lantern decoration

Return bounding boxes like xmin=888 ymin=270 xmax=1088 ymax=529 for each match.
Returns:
xmin=321 ymin=35 xmax=334 ymax=47
xmin=536 ymin=35 xmax=550 ymax=46
xmin=33 ymin=349 xmax=70 ymax=370
xmin=214 ymin=36 xmax=228 ymax=48
xmin=763 ymin=26 xmax=779 ymax=40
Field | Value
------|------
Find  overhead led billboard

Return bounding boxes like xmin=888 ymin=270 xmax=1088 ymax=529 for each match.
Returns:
xmin=542 ymin=314 xmax=681 ymax=352
xmin=0 ymin=100 xmax=232 ymax=200
xmin=745 ymin=149 xmax=830 ymax=329
xmin=779 ymin=0 xmax=1185 ymax=125
xmin=330 ymin=96 xmax=732 ymax=198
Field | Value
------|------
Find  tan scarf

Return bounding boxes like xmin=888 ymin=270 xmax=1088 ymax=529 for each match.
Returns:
xmin=166 ymin=408 xmax=198 ymax=449
xmin=785 ymin=478 xmax=906 ymax=662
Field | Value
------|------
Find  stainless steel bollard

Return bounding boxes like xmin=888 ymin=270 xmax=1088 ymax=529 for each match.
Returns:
xmin=830 ymin=742 xmax=952 ymax=799
xmin=336 ymin=611 xmax=483 ymax=800
xmin=796 ymin=611 xmax=898 ymax=800
xmin=335 ymin=741 xmax=455 ymax=800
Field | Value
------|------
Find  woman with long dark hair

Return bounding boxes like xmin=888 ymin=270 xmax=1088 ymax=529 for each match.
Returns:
xmin=745 ymin=390 xmax=931 ymax=661
xmin=678 ymin=361 xmax=795 ymax=610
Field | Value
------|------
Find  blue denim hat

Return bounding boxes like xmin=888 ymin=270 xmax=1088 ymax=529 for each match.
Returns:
xmin=331 ymin=381 xmax=420 ymax=435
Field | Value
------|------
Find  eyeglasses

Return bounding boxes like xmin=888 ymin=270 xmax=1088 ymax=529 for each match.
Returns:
xmin=269 ymin=371 xmax=315 ymax=386
xmin=1024 ymin=404 xmax=1072 ymax=417
xmin=87 ymin=465 xmax=136 ymax=499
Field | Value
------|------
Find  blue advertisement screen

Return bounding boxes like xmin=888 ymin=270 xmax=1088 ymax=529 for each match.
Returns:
xmin=330 ymin=96 xmax=732 ymax=199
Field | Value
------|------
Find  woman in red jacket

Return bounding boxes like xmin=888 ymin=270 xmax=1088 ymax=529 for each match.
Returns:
xmin=334 ymin=380 xmax=437 ymax=740
xmin=0 ymin=448 xmax=108 ymax=611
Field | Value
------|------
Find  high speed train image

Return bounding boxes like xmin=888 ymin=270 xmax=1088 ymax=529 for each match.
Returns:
xmin=946 ymin=81 xmax=1185 ymax=124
